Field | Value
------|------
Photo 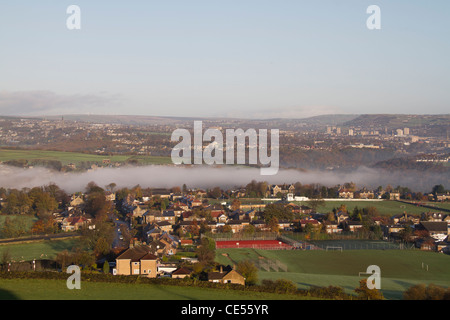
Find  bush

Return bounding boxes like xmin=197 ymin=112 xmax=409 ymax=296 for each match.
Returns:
xmin=308 ymin=286 xmax=347 ymax=299
xmin=403 ymin=283 xmax=450 ymax=300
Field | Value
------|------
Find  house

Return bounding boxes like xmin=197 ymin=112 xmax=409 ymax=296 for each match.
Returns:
xmin=382 ymin=224 xmax=405 ymax=237
xmin=172 ymin=267 xmax=192 ymax=279
xmin=207 ymin=221 xmax=220 ymax=233
xmin=158 ymin=211 xmax=176 ymax=224
xmin=392 ymin=213 xmax=420 ymax=225
xmin=389 ymin=192 xmax=401 ymax=200
xmin=132 ymin=204 xmax=148 ymax=218
xmin=69 ymin=195 xmax=84 ymax=207
xmin=155 ymin=221 xmax=173 ymax=233
xmin=277 ymin=220 xmax=292 ymax=231
xmin=421 ymin=212 xmax=447 ymax=222
xmin=115 ymin=245 xmax=158 ymax=277
xmin=157 ymin=262 xmax=178 ymax=276
xmin=151 ymin=189 xmax=172 ymax=199
xmin=148 ymin=239 xmax=175 ymax=257
xmin=190 ymin=200 xmax=203 ymax=208
xmin=217 ymin=214 xmax=228 ymax=224
xmin=357 ymin=189 xmax=374 ymax=199
xmin=61 ymin=216 xmax=92 ymax=232
xmin=143 ymin=225 xmax=163 ymax=241
xmin=324 ymin=222 xmax=342 ymax=234
xmin=251 ymin=220 xmax=270 ymax=231
xmin=227 ymin=220 xmax=249 ymax=233
xmin=105 ymin=192 xmax=116 ymax=202
xmin=142 ymin=210 xmax=162 ymax=224
xmin=207 ymin=266 xmax=245 ymax=286
xmin=343 ymin=220 xmax=364 ymax=232
xmin=335 ymin=211 xmax=349 ymax=224
xmin=436 ymin=193 xmax=450 ymax=202
xmin=299 ymin=219 xmax=321 ymax=231
xmin=268 ymin=184 xmax=295 ymax=197
xmin=181 ymin=211 xmax=196 ymax=221
xmin=178 ymin=221 xmax=200 ymax=234
xmin=418 ymin=221 xmax=448 ymax=241
xmin=338 ymin=189 xmax=354 ymax=199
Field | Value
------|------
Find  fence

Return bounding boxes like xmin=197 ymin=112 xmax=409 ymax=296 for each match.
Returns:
xmin=204 ymin=232 xmax=279 ymax=242
xmin=215 ymin=240 xmax=292 ymax=250
xmin=303 ymin=240 xmax=414 ymax=251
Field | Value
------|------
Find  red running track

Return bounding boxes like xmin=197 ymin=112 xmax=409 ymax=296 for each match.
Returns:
xmin=215 ymin=240 xmax=292 ymax=249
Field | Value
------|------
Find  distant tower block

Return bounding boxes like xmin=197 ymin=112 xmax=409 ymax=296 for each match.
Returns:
xmin=396 ymin=129 xmax=404 ymax=136
xmin=326 ymin=126 xmax=332 ymax=134
xmin=348 ymin=129 xmax=354 ymax=136
xmin=404 ymin=127 xmax=410 ymax=135
xmin=336 ymin=127 xmax=341 ymax=134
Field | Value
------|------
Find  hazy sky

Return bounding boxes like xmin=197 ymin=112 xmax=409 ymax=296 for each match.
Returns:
xmin=0 ymin=0 xmax=449 ymax=118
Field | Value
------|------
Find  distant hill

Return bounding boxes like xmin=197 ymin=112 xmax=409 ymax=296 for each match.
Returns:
xmin=42 ymin=113 xmax=360 ymax=127
xmin=344 ymin=114 xmax=450 ymax=128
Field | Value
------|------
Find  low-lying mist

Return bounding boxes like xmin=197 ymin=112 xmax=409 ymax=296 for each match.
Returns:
xmin=0 ymin=164 xmax=447 ymax=194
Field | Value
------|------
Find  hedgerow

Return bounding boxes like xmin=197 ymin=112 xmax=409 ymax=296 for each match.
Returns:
xmin=0 ymin=271 xmax=356 ymax=299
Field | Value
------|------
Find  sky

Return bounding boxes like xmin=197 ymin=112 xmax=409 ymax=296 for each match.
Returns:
xmin=0 ymin=0 xmax=449 ymax=119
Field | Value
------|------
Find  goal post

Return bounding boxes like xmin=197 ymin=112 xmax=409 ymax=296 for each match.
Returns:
xmin=326 ymin=246 xmax=343 ymax=252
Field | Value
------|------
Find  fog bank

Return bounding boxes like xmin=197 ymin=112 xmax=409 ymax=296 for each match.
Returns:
xmin=0 ymin=165 xmax=447 ymax=194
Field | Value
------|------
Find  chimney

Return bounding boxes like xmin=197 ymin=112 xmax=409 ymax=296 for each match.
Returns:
xmin=219 ymin=265 xmax=223 ymax=273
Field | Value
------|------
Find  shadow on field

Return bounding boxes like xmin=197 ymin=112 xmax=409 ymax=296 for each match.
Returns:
xmin=0 ymin=289 xmax=20 ymax=300
xmin=155 ymin=285 xmax=198 ymax=300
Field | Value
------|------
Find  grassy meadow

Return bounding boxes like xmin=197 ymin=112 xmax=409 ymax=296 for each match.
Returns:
xmin=0 ymin=148 xmax=171 ymax=166
xmin=215 ymin=248 xmax=450 ymax=300
xmin=0 ymin=278 xmax=317 ymax=300
xmin=0 ymin=239 xmax=78 ymax=261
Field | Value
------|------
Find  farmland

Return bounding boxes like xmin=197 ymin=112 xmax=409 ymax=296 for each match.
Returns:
xmin=0 ymin=239 xmax=78 ymax=261
xmin=0 ymin=278 xmax=316 ymax=300
xmin=292 ymin=200 xmax=430 ymax=216
xmin=0 ymin=148 xmax=171 ymax=166
xmin=215 ymin=248 xmax=450 ymax=300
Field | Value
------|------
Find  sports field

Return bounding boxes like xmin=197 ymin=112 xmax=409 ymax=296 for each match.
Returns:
xmin=215 ymin=248 xmax=450 ymax=300
xmin=293 ymin=200 xmax=429 ymax=216
xmin=0 ymin=149 xmax=171 ymax=166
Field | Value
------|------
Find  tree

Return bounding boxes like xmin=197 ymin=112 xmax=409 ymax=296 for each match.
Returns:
xmin=354 ymin=279 xmax=384 ymax=300
xmin=230 ymin=199 xmax=241 ymax=212
xmin=403 ymin=283 xmax=450 ymax=300
xmin=236 ymin=260 xmax=258 ymax=286
xmin=432 ymin=184 xmax=446 ymax=196
xmin=33 ymin=192 xmax=58 ymax=219
xmin=1 ymin=248 xmax=11 ymax=271
xmin=263 ymin=203 xmax=293 ymax=223
xmin=209 ymin=187 xmax=222 ymax=199
xmin=85 ymin=181 xmax=104 ymax=194
xmin=103 ymin=260 xmax=110 ymax=274
xmin=105 ymin=183 xmax=117 ymax=192
xmin=196 ymin=238 xmax=215 ymax=266
xmin=308 ymin=197 xmax=325 ymax=213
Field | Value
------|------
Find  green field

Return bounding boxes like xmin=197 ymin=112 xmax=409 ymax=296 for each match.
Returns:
xmin=0 ymin=278 xmax=316 ymax=300
xmin=293 ymin=200 xmax=429 ymax=216
xmin=0 ymin=215 xmax=37 ymax=233
xmin=0 ymin=239 xmax=78 ymax=261
xmin=216 ymin=249 xmax=450 ymax=300
xmin=423 ymin=202 xmax=450 ymax=210
xmin=0 ymin=149 xmax=171 ymax=166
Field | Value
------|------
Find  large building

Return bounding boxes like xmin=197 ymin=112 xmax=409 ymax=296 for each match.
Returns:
xmin=115 ymin=245 xmax=158 ymax=277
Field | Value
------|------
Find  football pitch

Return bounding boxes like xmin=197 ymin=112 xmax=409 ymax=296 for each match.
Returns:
xmin=215 ymin=248 xmax=450 ymax=300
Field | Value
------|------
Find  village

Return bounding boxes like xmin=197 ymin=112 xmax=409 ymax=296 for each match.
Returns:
xmin=48 ymin=182 xmax=450 ymax=286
